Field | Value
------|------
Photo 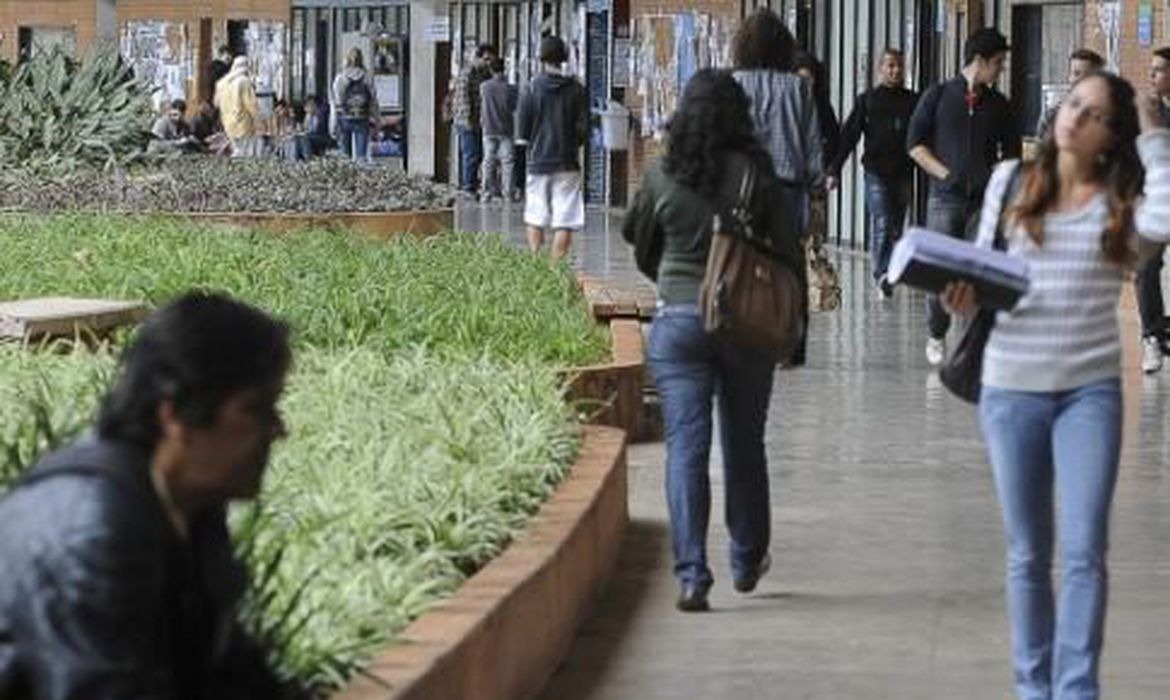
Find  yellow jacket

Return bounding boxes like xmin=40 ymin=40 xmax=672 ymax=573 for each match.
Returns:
xmin=214 ymin=60 xmax=260 ymax=140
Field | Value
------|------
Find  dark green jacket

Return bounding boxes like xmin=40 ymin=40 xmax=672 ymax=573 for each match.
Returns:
xmin=622 ymin=151 xmax=808 ymax=363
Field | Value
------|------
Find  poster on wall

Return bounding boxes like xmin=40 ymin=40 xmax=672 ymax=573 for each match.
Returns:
xmin=120 ymin=21 xmax=190 ymax=113
xmin=246 ymin=21 xmax=286 ymax=117
xmin=632 ymin=12 xmax=730 ymax=137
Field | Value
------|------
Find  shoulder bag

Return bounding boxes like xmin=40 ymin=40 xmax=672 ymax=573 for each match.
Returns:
xmin=939 ymin=164 xmax=1023 ymax=403
xmin=698 ymin=164 xmax=805 ymax=358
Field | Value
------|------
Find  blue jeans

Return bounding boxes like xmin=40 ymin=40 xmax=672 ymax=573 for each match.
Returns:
xmin=647 ymin=305 xmax=778 ymax=589
xmin=925 ymin=193 xmax=981 ymax=339
xmin=979 ymin=379 xmax=1122 ymax=700
xmin=339 ymin=117 xmax=369 ymax=161
xmin=458 ymin=126 xmax=483 ymax=192
xmin=864 ymin=172 xmax=910 ymax=281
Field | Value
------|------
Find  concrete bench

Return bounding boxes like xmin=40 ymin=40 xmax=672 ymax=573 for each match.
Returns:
xmin=0 ymin=298 xmax=149 ymax=342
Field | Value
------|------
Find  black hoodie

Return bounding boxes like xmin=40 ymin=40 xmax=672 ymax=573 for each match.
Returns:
xmin=515 ymin=71 xmax=588 ymax=174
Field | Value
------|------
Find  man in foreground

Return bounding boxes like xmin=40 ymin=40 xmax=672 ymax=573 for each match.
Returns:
xmin=0 ymin=292 xmax=305 ymax=700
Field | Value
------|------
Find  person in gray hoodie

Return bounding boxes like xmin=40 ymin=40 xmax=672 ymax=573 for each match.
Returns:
xmin=515 ymin=36 xmax=588 ymax=261
xmin=331 ymin=48 xmax=379 ymax=161
xmin=731 ymin=9 xmax=823 ymax=231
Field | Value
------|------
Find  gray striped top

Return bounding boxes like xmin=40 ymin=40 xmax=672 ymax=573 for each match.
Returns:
xmin=975 ymin=130 xmax=1170 ymax=392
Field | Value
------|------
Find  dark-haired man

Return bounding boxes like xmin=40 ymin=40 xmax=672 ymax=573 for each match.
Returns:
xmin=907 ymin=27 xmax=1020 ymax=366
xmin=516 ymin=36 xmax=588 ymax=262
xmin=0 ymin=293 xmax=305 ymax=700
xmin=1136 ymin=46 xmax=1170 ymax=373
xmin=1036 ymin=48 xmax=1106 ymax=138
xmin=452 ymin=43 xmax=497 ymax=194
xmin=828 ymin=48 xmax=918 ymax=297
xmin=151 ymin=98 xmax=199 ymax=154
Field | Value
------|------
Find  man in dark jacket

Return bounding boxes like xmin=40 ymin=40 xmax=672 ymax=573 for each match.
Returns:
xmin=828 ymin=48 xmax=918 ymax=297
xmin=907 ymin=27 xmax=1020 ymax=365
xmin=479 ymin=58 xmax=518 ymax=202
xmin=515 ymin=36 xmax=588 ymax=262
xmin=0 ymin=293 xmax=304 ymax=700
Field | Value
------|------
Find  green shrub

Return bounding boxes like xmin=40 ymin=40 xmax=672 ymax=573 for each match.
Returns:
xmin=0 ymin=46 xmax=154 ymax=174
xmin=0 ymin=215 xmax=609 ymax=365
xmin=0 ymin=217 xmax=608 ymax=694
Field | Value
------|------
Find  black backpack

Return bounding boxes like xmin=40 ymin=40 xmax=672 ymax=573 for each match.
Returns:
xmin=342 ymin=77 xmax=373 ymax=118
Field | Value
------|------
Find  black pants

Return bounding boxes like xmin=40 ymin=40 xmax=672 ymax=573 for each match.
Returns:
xmin=1136 ymin=247 xmax=1165 ymax=339
xmin=924 ymin=193 xmax=983 ymax=340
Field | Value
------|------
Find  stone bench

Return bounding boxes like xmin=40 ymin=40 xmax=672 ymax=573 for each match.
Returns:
xmin=0 ymin=298 xmax=149 ymax=343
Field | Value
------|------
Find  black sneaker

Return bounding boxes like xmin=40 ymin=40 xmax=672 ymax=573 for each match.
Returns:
xmin=676 ymin=582 xmax=711 ymax=612
xmin=733 ymin=553 xmax=772 ymax=594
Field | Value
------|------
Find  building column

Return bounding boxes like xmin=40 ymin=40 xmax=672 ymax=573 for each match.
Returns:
xmin=409 ymin=0 xmax=446 ymax=177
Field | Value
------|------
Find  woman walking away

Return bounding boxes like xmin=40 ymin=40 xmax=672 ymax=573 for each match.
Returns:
xmin=943 ymin=72 xmax=1170 ymax=698
xmin=622 ymin=69 xmax=807 ymax=613
xmin=731 ymin=9 xmax=824 ymax=230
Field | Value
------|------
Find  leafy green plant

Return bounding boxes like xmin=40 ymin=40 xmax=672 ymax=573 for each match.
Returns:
xmin=0 ymin=216 xmax=607 ymax=694
xmin=0 ymin=215 xmax=610 ymax=365
xmin=0 ymin=46 xmax=154 ymax=175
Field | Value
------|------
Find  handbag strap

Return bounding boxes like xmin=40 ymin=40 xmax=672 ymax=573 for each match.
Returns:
xmin=992 ymin=163 xmax=1024 ymax=252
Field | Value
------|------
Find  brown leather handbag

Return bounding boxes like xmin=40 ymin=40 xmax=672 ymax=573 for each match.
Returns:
xmin=698 ymin=165 xmax=805 ymax=357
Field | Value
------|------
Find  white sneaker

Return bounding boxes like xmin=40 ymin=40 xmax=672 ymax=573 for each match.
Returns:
xmin=1142 ymin=336 xmax=1163 ymax=374
xmin=926 ymin=338 xmax=946 ymax=366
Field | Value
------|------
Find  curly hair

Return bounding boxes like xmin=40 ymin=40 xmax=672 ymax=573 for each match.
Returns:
xmin=732 ymin=9 xmax=796 ymax=71
xmin=1010 ymin=71 xmax=1143 ymax=266
xmin=663 ymin=69 xmax=770 ymax=198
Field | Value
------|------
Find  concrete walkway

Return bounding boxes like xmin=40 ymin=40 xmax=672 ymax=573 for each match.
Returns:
xmin=458 ymin=202 xmax=1170 ymax=699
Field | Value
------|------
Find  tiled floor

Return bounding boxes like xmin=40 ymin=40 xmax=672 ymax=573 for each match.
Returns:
xmin=458 ymin=202 xmax=1170 ymax=699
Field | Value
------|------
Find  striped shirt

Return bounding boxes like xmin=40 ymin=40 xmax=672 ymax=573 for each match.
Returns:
xmin=975 ymin=130 xmax=1170 ymax=392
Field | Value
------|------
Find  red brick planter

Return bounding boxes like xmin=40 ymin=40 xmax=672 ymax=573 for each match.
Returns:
xmin=333 ymin=425 xmax=628 ymax=700
xmin=561 ymin=317 xmax=649 ymax=440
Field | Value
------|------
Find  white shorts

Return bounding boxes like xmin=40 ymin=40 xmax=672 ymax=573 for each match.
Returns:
xmin=524 ymin=171 xmax=584 ymax=230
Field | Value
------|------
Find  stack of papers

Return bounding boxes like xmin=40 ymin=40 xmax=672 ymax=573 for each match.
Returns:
xmin=888 ymin=227 xmax=1030 ymax=311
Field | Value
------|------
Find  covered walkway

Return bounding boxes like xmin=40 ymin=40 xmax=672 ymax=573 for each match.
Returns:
xmin=457 ymin=203 xmax=1170 ymax=699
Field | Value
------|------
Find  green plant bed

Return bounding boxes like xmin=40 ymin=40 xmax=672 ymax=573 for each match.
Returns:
xmin=0 ymin=216 xmax=610 ymax=695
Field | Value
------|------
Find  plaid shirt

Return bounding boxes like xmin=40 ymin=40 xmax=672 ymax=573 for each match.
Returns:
xmin=453 ymin=64 xmax=492 ymax=130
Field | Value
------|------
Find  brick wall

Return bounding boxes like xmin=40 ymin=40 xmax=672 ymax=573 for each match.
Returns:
xmin=0 ymin=0 xmax=98 ymax=62
xmin=1083 ymin=0 xmax=1169 ymax=92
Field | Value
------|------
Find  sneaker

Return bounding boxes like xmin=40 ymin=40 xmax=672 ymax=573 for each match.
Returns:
xmin=733 ymin=553 xmax=771 ymax=594
xmin=926 ymin=337 xmax=946 ymax=366
xmin=876 ymin=275 xmax=894 ymax=299
xmin=1142 ymin=336 xmax=1163 ymax=374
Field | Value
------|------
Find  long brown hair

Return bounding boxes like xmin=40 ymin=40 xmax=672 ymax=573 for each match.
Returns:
xmin=1009 ymin=71 xmax=1143 ymax=265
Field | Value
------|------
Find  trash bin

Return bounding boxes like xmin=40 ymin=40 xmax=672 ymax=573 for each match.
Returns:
xmin=599 ymin=101 xmax=631 ymax=151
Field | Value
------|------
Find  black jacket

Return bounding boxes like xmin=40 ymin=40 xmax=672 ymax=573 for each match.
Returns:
xmin=515 ymin=71 xmax=588 ymax=174
xmin=829 ymin=84 xmax=918 ymax=180
xmin=0 ymin=436 xmax=299 ymax=700
xmin=906 ymin=75 xmax=1020 ymax=201
xmin=480 ymin=75 xmax=518 ymax=138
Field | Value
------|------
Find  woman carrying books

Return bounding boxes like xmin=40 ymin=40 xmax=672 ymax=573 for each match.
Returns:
xmin=943 ymin=72 xmax=1170 ymax=698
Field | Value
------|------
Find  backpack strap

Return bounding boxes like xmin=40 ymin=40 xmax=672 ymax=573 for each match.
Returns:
xmin=992 ymin=163 xmax=1024 ymax=251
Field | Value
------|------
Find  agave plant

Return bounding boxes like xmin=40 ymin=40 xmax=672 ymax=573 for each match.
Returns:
xmin=0 ymin=45 xmax=155 ymax=175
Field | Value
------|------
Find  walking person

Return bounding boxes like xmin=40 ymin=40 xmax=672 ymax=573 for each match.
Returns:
xmin=731 ymin=9 xmax=824 ymax=234
xmin=452 ymin=44 xmax=496 ymax=194
xmin=908 ymin=27 xmax=1020 ymax=365
xmin=1035 ymin=49 xmax=1106 ymax=139
xmin=622 ymin=69 xmax=807 ymax=612
xmin=479 ymin=58 xmax=518 ymax=203
xmin=515 ymin=36 xmax=587 ymax=262
xmin=1133 ymin=46 xmax=1170 ymax=373
xmin=0 ymin=293 xmax=307 ymax=700
xmin=828 ymin=48 xmax=918 ymax=297
xmin=331 ymin=48 xmax=378 ymax=162
xmin=942 ymin=72 xmax=1170 ymax=699
xmin=214 ymin=56 xmax=262 ymax=158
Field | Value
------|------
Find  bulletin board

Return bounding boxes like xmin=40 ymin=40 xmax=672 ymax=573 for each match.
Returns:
xmin=632 ymin=12 xmax=732 ymax=137
xmin=120 ymin=21 xmax=191 ymax=112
